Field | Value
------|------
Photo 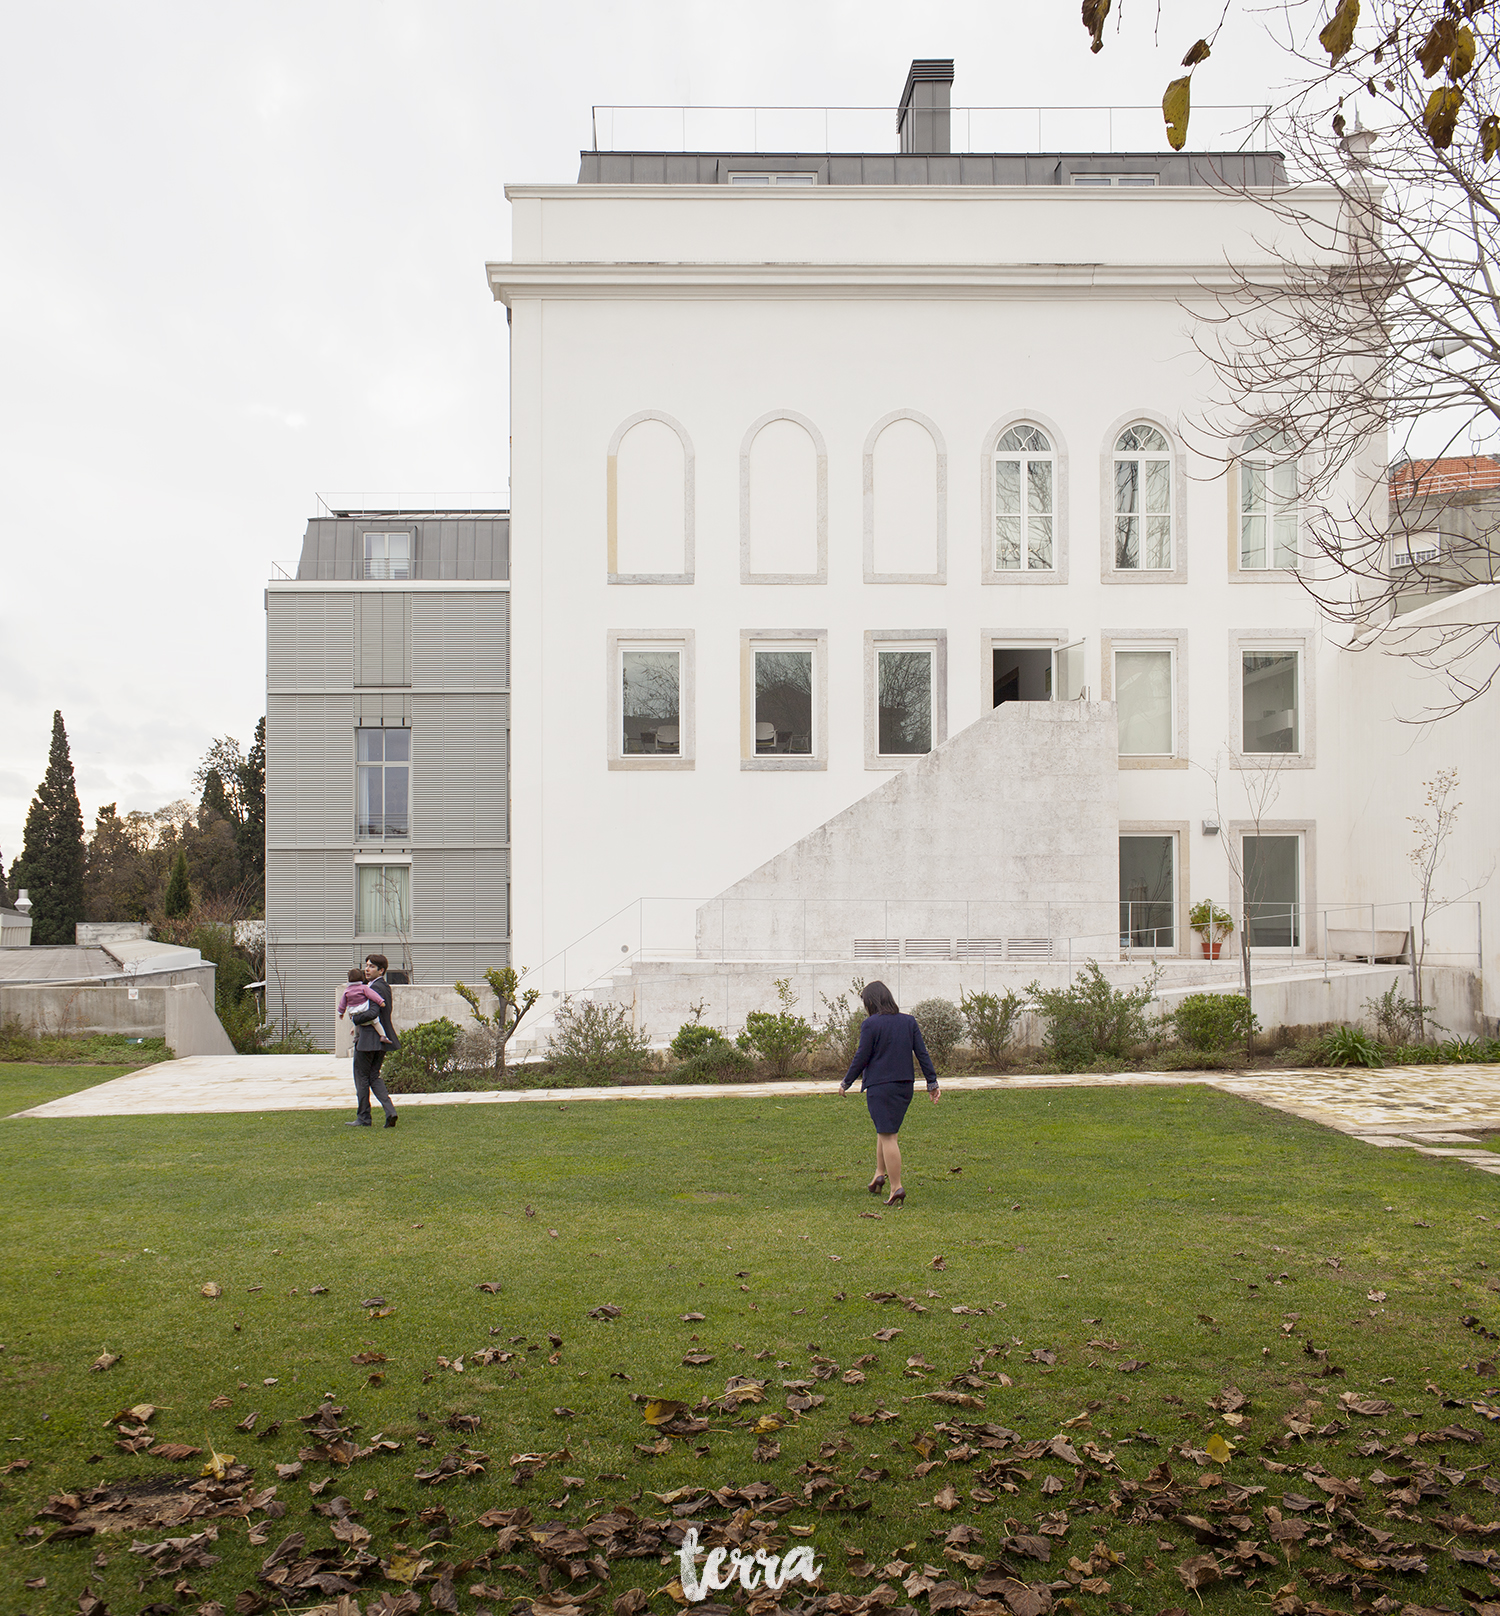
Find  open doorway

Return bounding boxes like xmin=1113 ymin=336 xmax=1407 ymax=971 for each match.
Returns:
xmin=992 ymin=646 xmax=1053 ymax=706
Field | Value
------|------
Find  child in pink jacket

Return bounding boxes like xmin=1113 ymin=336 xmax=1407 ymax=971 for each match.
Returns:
xmin=337 ymin=969 xmax=391 ymax=1042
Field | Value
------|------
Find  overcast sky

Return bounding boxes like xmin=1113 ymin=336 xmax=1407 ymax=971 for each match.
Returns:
xmin=0 ymin=0 xmax=1305 ymax=873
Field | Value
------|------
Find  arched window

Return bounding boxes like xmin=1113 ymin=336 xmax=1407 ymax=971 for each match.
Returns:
xmin=1113 ymin=423 xmax=1172 ymax=570
xmin=994 ymin=424 xmax=1054 ymax=571
xmin=1240 ymin=430 xmax=1298 ymax=570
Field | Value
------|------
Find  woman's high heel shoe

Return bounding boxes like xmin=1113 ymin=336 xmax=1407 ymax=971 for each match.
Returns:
xmin=885 ymin=1187 xmax=906 ymax=1207
xmin=867 ymin=1174 xmax=887 ymax=1195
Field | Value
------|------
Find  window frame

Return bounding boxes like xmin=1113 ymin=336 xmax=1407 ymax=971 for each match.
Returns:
xmin=362 ymin=530 xmax=413 ymax=581
xmin=726 ymin=171 xmax=818 ymax=186
xmin=739 ymin=410 xmax=829 ymax=585
xmin=1228 ymin=629 xmax=1316 ymax=769
xmin=606 ymin=410 xmax=696 ymax=585
xmin=355 ymin=726 xmax=412 ymax=841
xmin=354 ymin=856 xmax=412 ymax=937
xmin=607 ymin=631 xmax=695 ymax=771
xmin=1100 ymin=629 xmax=1189 ymax=768
xmin=1100 ymin=412 xmax=1188 ymax=585
xmin=862 ymin=409 xmax=948 ymax=584
xmin=1118 ymin=824 xmax=1188 ymax=956
xmin=977 ymin=627 xmax=1071 ymax=712
xmin=981 ymin=412 xmax=1069 ymax=586
xmin=740 ymin=630 xmax=828 ymax=772
xmin=1230 ymin=822 xmax=1316 ymax=954
xmin=1231 ymin=431 xmax=1302 ymax=578
xmin=864 ymin=630 xmax=947 ymax=770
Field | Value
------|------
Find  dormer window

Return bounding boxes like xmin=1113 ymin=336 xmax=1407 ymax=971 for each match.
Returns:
xmin=1071 ymin=174 xmax=1159 ymax=187
xmin=363 ymin=532 xmax=411 ymax=580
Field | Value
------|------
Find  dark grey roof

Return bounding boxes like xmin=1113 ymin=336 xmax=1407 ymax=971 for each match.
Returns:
xmin=577 ymin=150 xmax=1285 ymax=186
xmin=296 ymin=515 xmax=510 ymax=582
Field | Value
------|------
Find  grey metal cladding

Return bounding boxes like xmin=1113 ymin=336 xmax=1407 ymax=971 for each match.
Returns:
xmin=411 ymin=848 xmax=510 ymax=942
xmin=266 ymin=851 xmax=355 ymax=939
xmin=577 ymin=149 xmax=1287 ymax=186
xmin=267 ymin=593 xmax=355 ymax=688
xmin=266 ymin=695 xmax=355 ymax=844
xmin=410 ymin=694 xmax=508 ymax=845
xmin=356 ymin=593 xmax=411 ymax=687
xmin=410 ymin=594 xmax=508 ymax=689
xmin=295 ymin=516 xmax=509 ymax=580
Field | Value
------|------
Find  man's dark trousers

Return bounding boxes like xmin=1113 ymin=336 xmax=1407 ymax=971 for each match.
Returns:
xmin=353 ymin=1049 xmax=395 ymax=1124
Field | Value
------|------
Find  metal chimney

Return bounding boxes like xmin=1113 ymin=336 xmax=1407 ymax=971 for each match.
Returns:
xmin=897 ymin=59 xmax=954 ymax=154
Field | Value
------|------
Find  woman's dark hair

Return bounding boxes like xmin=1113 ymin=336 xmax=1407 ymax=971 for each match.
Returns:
xmin=861 ymin=981 xmax=900 ymax=1017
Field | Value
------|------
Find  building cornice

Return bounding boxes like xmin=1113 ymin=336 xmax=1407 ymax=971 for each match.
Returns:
xmin=503 ymin=182 xmax=1346 ymax=203
xmin=487 ymin=259 xmax=1309 ymax=304
xmin=266 ymin=580 xmax=511 ymax=592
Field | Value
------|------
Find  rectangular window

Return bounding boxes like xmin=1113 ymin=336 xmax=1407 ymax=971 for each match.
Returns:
xmin=622 ymin=648 xmax=681 ymax=754
xmin=754 ymin=648 xmax=814 ymax=754
xmin=1244 ymin=834 xmax=1301 ymax=947
xmin=1114 ymin=649 xmax=1174 ymax=755
xmin=1241 ymin=652 xmax=1299 ymax=753
xmin=877 ymin=647 xmax=935 ymax=755
xmin=1120 ymin=835 xmax=1175 ymax=949
xmin=727 ymin=171 xmax=817 ymax=185
xmin=1071 ymin=173 xmax=1158 ymax=186
xmin=356 ymin=864 xmax=409 ymax=935
xmin=363 ymin=532 xmax=411 ymax=580
xmin=356 ymin=729 xmax=410 ymax=838
xmin=1240 ymin=457 xmax=1298 ymax=569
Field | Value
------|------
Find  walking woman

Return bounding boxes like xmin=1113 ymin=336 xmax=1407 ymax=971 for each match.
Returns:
xmin=838 ymin=981 xmax=939 ymax=1206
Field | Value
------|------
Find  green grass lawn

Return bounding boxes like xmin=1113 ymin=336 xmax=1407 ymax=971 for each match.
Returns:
xmin=4 ymin=1084 xmax=1500 ymax=1616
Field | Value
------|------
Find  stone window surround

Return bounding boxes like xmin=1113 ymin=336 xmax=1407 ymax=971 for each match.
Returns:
xmin=1229 ymin=627 xmax=1317 ymax=770
xmin=740 ymin=409 xmax=829 ymax=585
xmin=606 ymin=629 xmax=695 ymax=771
xmin=1118 ymin=820 xmax=1190 ymax=958
xmin=355 ymin=726 xmax=413 ymax=844
xmin=606 ymin=410 xmax=696 ymax=586
xmin=740 ymin=629 xmax=829 ymax=772
xmin=1100 ymin=409 xmax=1189 ymax=586
xmin=864 ymin=629 xmax=948 ymax=772
xmin=862 ymin=409 xmax=948 ymax=584
xmin=1227 ymin=429 xmax=1304 ymax=583
xmin=977 ymin=626 xmax=1069 ymax=714
xmin=1227 ymin=818 xmax=1317 ymax=955
xmin=979 ymin=410 xmax=1069 ymax=586
xmin=1099 ymin=628 xmax=1189 ymax=769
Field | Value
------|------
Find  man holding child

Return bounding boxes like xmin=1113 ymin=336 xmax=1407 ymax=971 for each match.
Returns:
xmin=344 ymin=953 xmax=400 ymax=1128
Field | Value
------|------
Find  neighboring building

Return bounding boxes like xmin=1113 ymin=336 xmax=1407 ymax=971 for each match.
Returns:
xmin=1387 ymin=456 xmax=1500 ymax=615
xmin=264 ymin=501 xmax=510 ymax=1044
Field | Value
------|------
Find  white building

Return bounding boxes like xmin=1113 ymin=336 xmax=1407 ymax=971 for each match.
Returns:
xmin=487 ymin=61 xmax=1494 ymax=1036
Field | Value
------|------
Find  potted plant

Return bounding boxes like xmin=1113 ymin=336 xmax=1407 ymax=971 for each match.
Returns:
xmin=1189 ymin=900 xmax=1235 ymax=960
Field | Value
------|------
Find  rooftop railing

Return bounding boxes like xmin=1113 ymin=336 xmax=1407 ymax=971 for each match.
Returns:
xmin=589 ymin=103 xmax=1273 ymax=156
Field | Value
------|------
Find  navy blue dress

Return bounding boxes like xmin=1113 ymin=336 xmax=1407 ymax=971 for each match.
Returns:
xmin=841 ymin=1013 xmax=938 ymax=1134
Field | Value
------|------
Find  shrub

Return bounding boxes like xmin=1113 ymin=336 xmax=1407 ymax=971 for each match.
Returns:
xmin=1363 ymin=984 xmax=1425 ymax=1046
xmin=818 ymin=980 xmax=868 ymax=1066
xmin=192 ymin=922 xmax=269 ymax=1053
xmin=1171 ymin=992 xmax=1258 ymax=1053
xmin=383 ymin=1017 xmax=461 ymax=1089
xmin=1027 ymin=962 xmax=1162 ymax=1073
xmin=911 ymin=998 xmax=965 ymax=1071
xmin=960 ymin=988 xmax=1024 ymax=1070
xmin=547 ymin=998 xmax=652 ymax=1081
xmin=737 ymin=978 xmax=817 ymax=1078
xmin=676 ymin=1037 xmax=755 ymax=1082
xmin=1316 ymin=1025 xmax=1384 ymax=1068
xmin=264 ymin=1022 xmax=319 ymax=1054
xmin=1438 ymin=1036 xmax=1500 ymax=1063
xmin=671 ymin=1022 xmax=728 ymax=1060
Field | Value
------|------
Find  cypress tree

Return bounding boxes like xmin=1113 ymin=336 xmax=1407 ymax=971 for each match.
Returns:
xmin=236 ymin=717 xmax=266 ymax=888
xmin=163 ymin=849 xmax=192 ymax=918
xmin=199 ymin=768 xmax=235 ymax=825
xmin=10 ymin=711 xmax=86 ymax=944
xmin=0 ymin=846 xmax=11 ymax=908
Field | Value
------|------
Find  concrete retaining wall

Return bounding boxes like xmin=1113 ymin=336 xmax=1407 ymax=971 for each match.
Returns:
xmin=581 ymin=958 xmax=1484 ymax=1050
xmin=0 ymin=982 xmax=235 ymax=1057
xmin=331 ymin=984 xmax=496 ymax=1058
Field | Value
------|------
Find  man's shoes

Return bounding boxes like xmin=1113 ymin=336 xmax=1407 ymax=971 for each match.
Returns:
xmin=384 ymin=1114 xmax=398 ymax=1128
xmin=345 ymin=1119 xmax=371 ymax=1127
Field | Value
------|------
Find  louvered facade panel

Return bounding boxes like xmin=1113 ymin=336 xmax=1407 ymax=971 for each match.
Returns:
xmin=266 ymin=695 xmax=354 ymax=845
xmin=410 ymin=849 xmax=510 ymax=943
xmin=272 ymin=944 xmax=360 ymax=1049
xmin=267 ymin=593 xmax=354 ymax=689
xmin=266 ymin=851 xmax=354 ymax=940
xmin=410 ymin=594 xmax=507 ymax=689
xmin=356 ymin=592 xmax=410 ymax=687
xmin=410 ymin=694 xmax=508 ymax=846
xmin=354 ymin=693 xmax=411 ymax=727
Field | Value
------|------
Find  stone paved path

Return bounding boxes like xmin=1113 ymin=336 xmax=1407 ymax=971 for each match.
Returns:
xmin=11 ymin=1055 xmax=1500 ymax=1177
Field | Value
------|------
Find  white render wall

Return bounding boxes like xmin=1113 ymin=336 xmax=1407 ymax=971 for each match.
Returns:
xmin=493 ymin=179 xmax=1489 ymax=1002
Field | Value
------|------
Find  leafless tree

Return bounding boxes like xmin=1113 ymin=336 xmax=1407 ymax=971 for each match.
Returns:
xmin=1405 ymin=767 xmax=1476 ymax=1033
xmin=1182 ymin=0 xmax=1500 ymax=716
